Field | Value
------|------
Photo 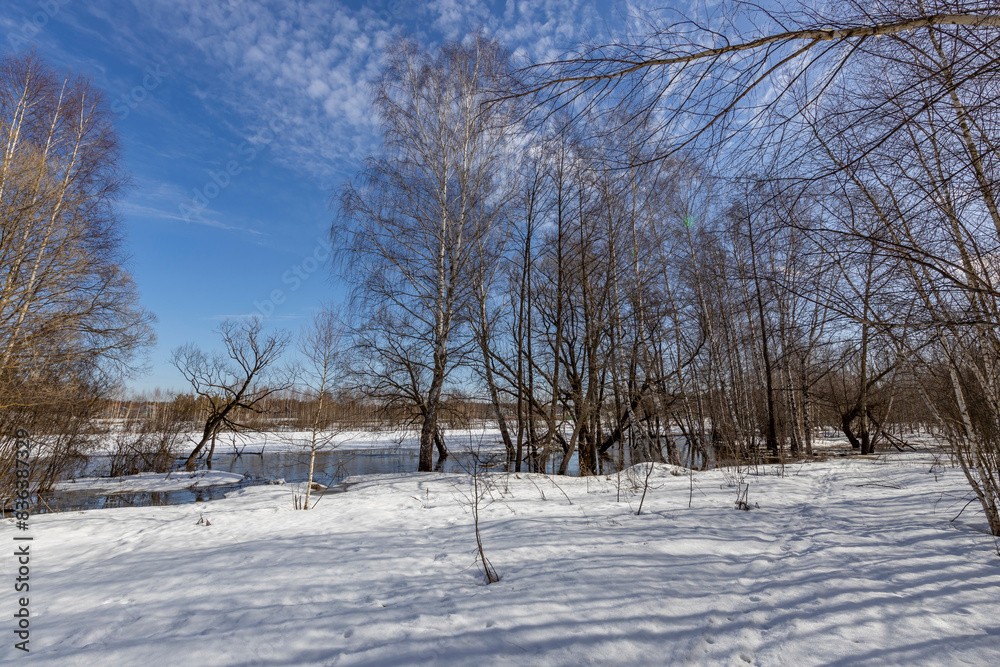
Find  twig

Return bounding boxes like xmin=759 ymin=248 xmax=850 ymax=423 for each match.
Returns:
xmin=951 ymin=497 xmax=978 ymax=523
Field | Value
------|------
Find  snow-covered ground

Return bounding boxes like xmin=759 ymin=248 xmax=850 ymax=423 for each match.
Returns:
xmin=7 ymin=449 xmax=1000 ymax=665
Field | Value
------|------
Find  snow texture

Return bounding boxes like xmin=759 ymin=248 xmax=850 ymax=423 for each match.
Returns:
xmin=6 ymin=452 xmax=1000 ymax=665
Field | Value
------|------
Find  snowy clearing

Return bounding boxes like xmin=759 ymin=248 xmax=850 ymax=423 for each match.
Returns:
xmin=7 ymin=453 xmax=1000 ymax=666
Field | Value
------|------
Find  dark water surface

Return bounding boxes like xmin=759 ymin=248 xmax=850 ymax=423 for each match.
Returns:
xmin=39 ymin=446 xmax=577 ymax=513
xmin=39 ymin=430 xmax=714 ymax=513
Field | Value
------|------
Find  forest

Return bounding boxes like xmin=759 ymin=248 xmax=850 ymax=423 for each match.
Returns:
xmin=335 ymin=2 xmax=1000 ymax=538
xmin=3 ymin=2 xmax=1000 ymax=664
xmin=2 ymin=1 xmax=1000 ymax=537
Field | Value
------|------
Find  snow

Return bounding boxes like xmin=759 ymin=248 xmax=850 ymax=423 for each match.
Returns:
xmin=7 ymin=449 xmax=1000 ymax=665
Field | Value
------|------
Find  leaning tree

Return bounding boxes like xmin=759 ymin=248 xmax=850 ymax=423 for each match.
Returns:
xmin=172 ymin=318 xmax=290 ymax=470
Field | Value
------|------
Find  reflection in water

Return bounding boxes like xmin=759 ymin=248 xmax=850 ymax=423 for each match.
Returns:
xmin=37 ymin=482 xmax=248 ymax=513
xmin=38 ymin=448 xmax=493 ymax=514
xmin=40 ymin=437 xmax=701 ymax=513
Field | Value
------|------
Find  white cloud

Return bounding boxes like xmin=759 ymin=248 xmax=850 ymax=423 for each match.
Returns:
xmin=78 ymin=0 xmax=628 ymax=183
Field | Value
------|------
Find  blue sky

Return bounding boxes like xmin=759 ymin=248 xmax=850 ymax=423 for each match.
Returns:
xmin=0 ymin=0 xmax=648 ymax=393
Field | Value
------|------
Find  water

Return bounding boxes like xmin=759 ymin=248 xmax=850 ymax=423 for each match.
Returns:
xmin=37 ymin=437 xmax=700 ymax=512
xmin=37 ymin=446 xmax=535 ymax=513
xmin=210 ymin=447 xmax=497 ymax=482
xmin=37 ymin=482 xmax=249 ymax=513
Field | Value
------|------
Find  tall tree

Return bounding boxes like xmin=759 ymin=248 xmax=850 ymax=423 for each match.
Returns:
xmin=523 ymin=1 xmax=1000 ymax=168
xmin=0 ymin=52 xmax=153 ymax=404
xmin=0 ymin=52 xmax=153 ymax=503
xmin=339 ymin=34 xmax=521 ymax=471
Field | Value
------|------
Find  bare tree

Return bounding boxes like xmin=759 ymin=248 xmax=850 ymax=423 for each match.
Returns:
xmin=0 ymin=52 xmax=153 ymax=390
xmin=338 ymin=34 xmax=521 ymax=471
xmin=296 ymin=306 xmax=346 ymax=509
xmin=171 ymin=318 xmax=290 ymax=471
xmin=0 ymin=52 xmax=153 ymax=504
xmin=521 ymin=1 xmax=1000 ymax=168
xmin=791 ymin=14 xmax=1000 ymax=532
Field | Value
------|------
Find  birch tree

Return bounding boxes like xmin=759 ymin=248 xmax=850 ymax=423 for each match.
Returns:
xmin=0 ymin=52 xmax=153 ymax=504
xmin=522 ymin=1 xmax=1000 ymax=167
xmin=339 ymin=35 xmax=521 ymax=472
xmin=297 ymin=306 xmax=346 ymax=509
xmin=0 ymin=52 xmax=153 ymax=405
